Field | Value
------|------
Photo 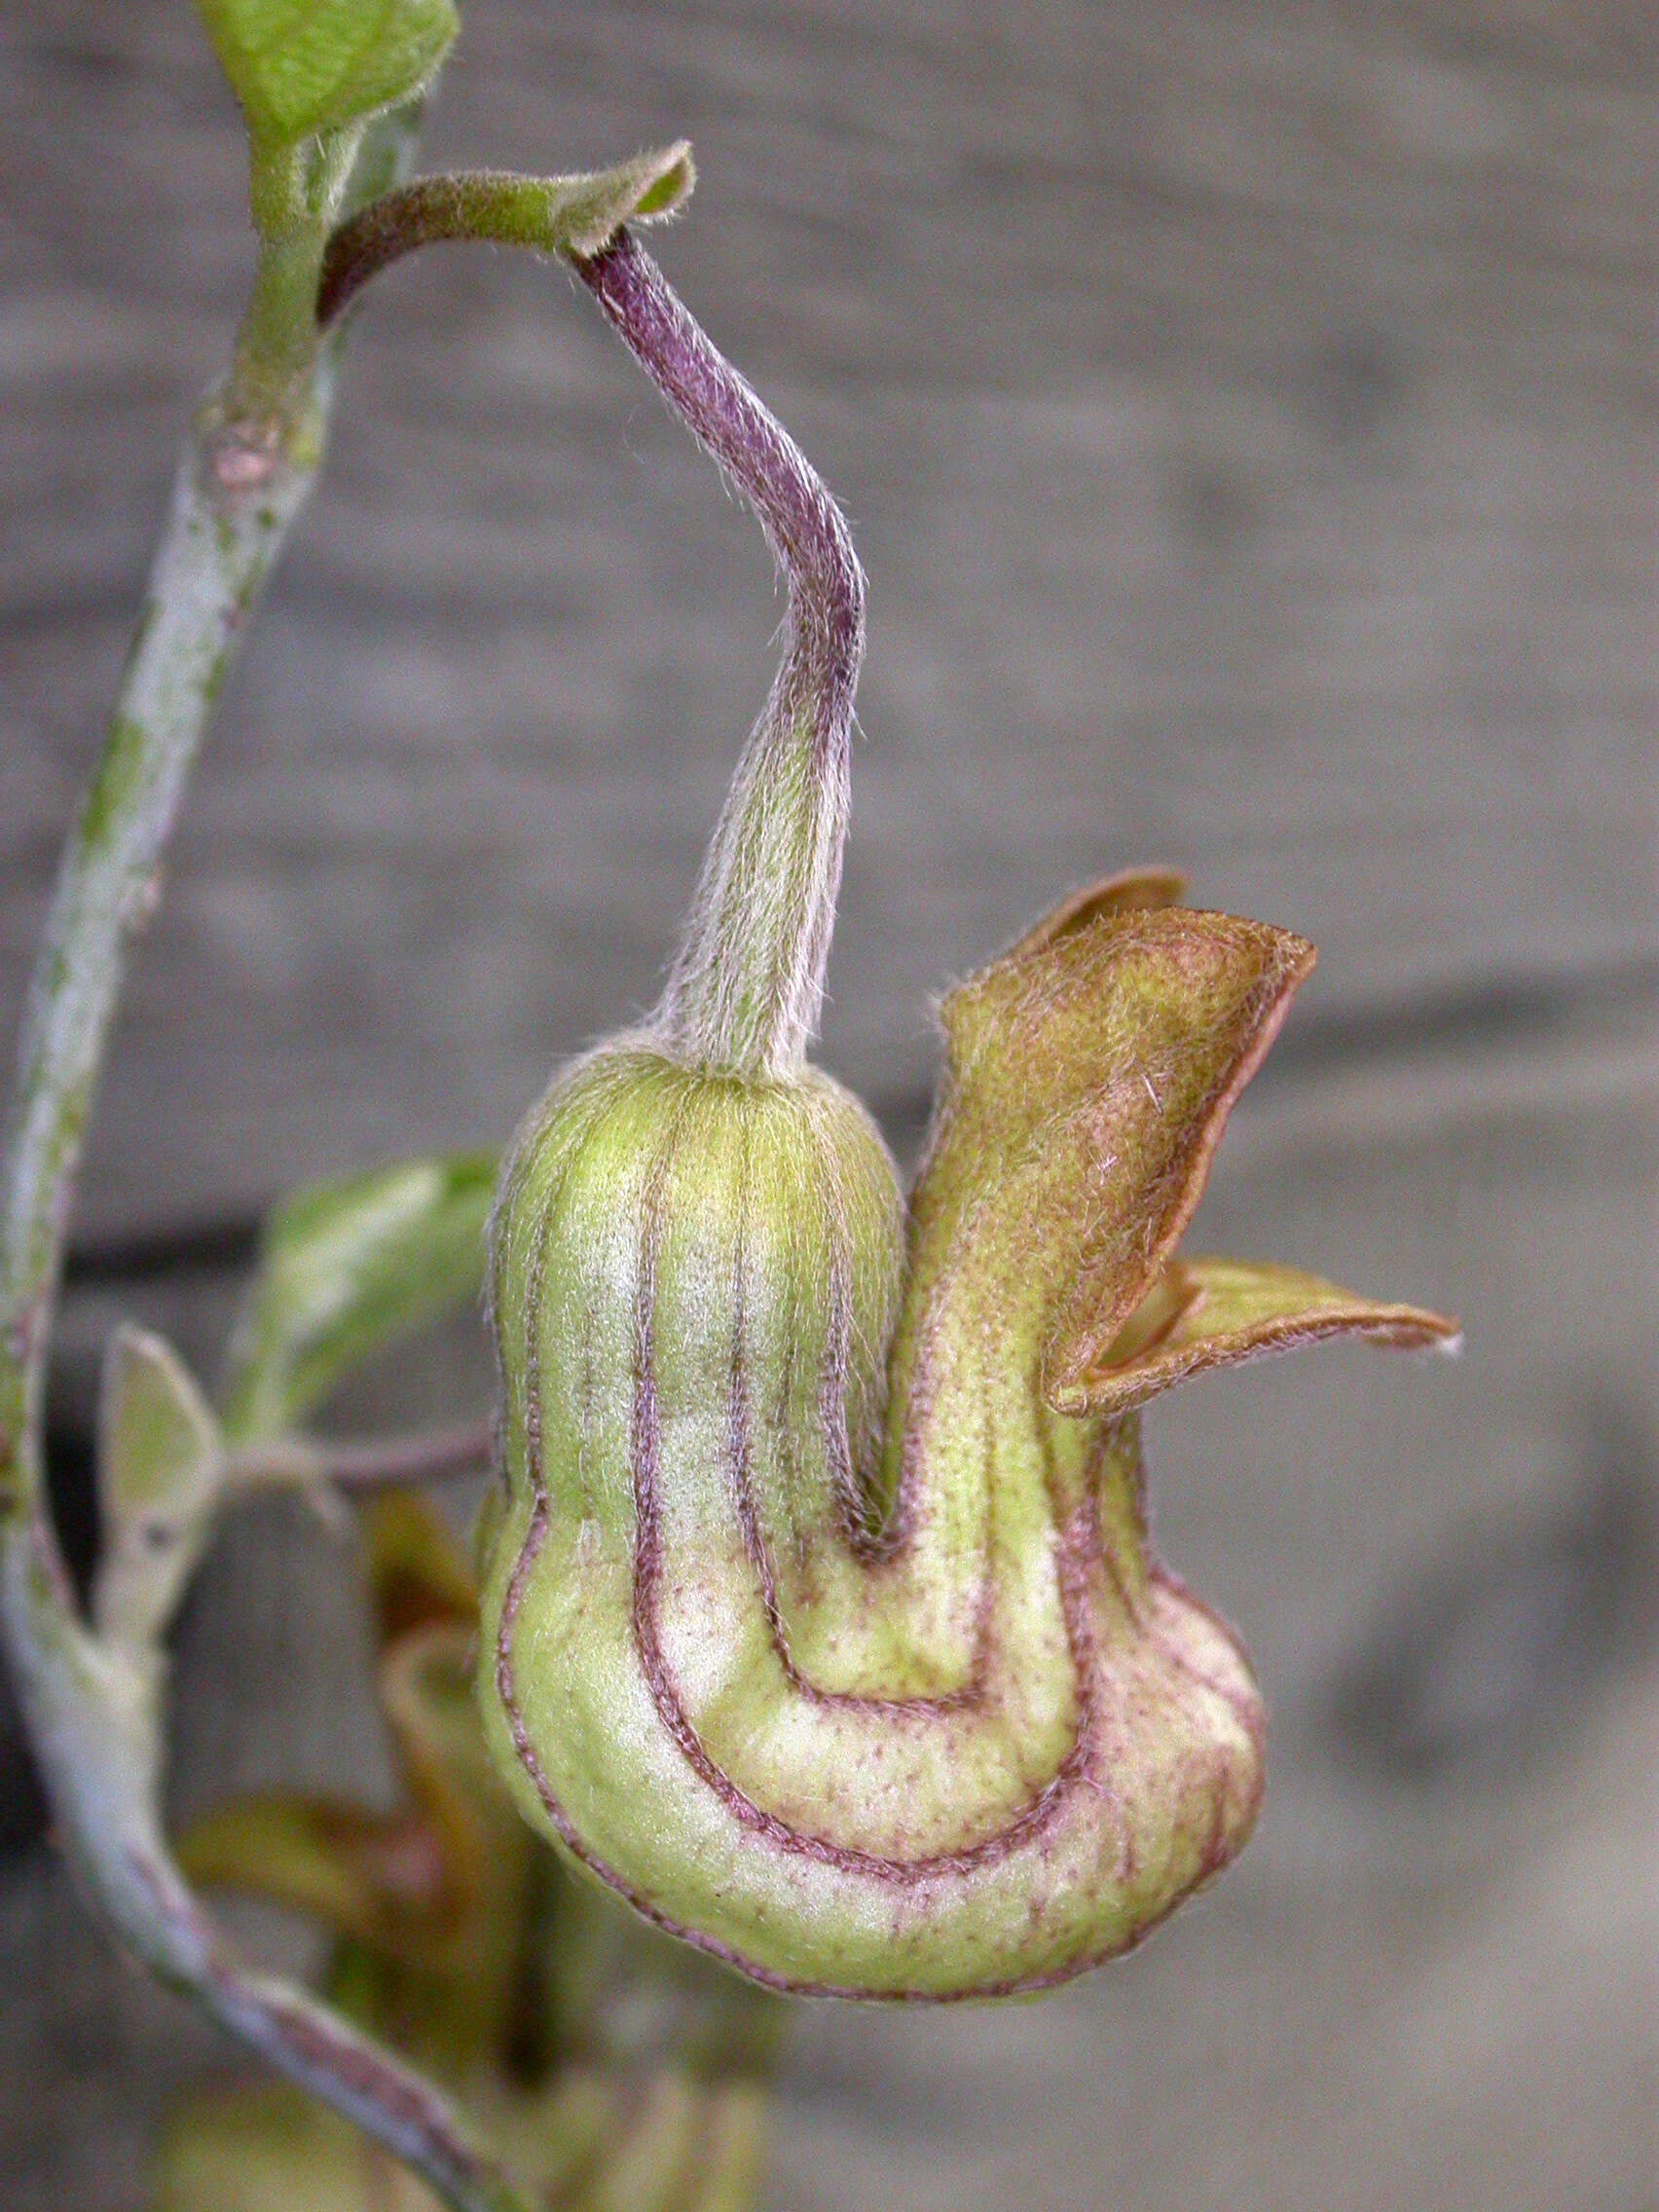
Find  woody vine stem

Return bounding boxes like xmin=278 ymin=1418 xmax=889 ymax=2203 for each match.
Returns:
xmin=0 ymin=69 xmax=803 ymax=2212
xmin=0 ymin=95 xmax=535 ymax=2212
xmin=323 ymin=207 xmax=864 ymax=1077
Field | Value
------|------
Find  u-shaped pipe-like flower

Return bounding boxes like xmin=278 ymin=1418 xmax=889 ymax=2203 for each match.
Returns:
xmin=476 ymin=232 xmax=1456 ymax=2000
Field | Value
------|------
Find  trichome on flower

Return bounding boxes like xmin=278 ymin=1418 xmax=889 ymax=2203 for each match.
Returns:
xmin=476 ymin=229 xmax=1456 ymax=2001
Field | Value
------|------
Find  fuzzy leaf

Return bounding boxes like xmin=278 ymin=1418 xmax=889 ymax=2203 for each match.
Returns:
xmin=92 ymin=1327 xmax=222 ymax=1651
xmin=197 ymin=0 xmax=458 ymax=149
xmin=222 ymin=1155 xmax=494 ymax=1442
xmin=926 ymin=897 xmax=1318 ymax=1407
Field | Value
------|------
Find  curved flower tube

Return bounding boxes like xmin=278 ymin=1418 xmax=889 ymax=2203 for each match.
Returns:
xmin=476 ymin=234 xmax=1456 ymax=2000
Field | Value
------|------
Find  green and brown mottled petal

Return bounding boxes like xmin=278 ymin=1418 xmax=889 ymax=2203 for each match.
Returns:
xmin=995 ymin=864 xmax=1189 ymax=960
xmin=1054 ymin=1255 xmax=1461 ymax=1419
xmin=926 ymin=899 xmax=1316 ymax=1403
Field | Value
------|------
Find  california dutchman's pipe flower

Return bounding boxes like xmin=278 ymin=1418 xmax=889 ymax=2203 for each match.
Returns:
xmin=476 ymin=231 xmax=1457 ymax=2000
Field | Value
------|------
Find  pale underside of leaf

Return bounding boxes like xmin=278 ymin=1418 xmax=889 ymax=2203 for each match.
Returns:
xmin=93 ymin=1325 xmax=222 ymax=1649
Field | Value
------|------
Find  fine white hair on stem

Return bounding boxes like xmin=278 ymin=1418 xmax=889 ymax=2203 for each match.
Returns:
xmin=575 ymin=231 xmax=865 ymax=1080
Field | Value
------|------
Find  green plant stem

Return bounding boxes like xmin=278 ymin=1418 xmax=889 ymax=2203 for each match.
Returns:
xmin=232 ymin=130 xmax=367 ymax=442
xmin=0 ymin=437 xmax=313 ymax=1531
xmin=0 ymin=102 xmax=532 ymax=2212
xmin=315 ymin=142 xmax=693 ymax=327
xmin=0 ymin=1545 xmax=523 ymax=2212
xmin=572 ymin=232 xmax=865 ymax=1077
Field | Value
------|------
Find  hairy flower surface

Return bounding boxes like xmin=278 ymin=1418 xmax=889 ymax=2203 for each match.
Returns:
xmin=454 ymin=222 xmax=1459 ymax=2002
xmin=479 ymin=868 xmax=1456 ymax=1999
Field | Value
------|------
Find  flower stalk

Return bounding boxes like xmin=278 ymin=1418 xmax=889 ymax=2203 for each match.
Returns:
xmin=574 ymin=231 xmax=864 ymax=1078
xmin=316 ymin=144 xmax=694 ymax=325
xmin=330 ymin=189 xmax=857 ymax=1080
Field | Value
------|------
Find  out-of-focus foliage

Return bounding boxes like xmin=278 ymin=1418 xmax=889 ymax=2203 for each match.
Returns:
xmin=221 ymin=1156 xmax=495 ymax=1444
xmin=155 ymin=1493 xmax=780 ymax=2212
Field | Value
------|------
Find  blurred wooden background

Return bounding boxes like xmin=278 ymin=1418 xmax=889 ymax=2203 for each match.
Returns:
xmin=1 ymin=2 xmax=1654 ymax=2208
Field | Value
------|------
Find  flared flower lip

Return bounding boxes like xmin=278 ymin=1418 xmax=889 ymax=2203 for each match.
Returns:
xmin=937 ymin=865 xmax=1460 ymax=1421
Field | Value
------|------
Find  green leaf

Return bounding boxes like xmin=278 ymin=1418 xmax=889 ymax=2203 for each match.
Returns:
xmin=93 ymin=1328 xmax=223 ymax=1652
xmin=197 ymin=0 xmax=459 ymax=149
xmin=222 ymin=1154 xmax=495 ymax=1443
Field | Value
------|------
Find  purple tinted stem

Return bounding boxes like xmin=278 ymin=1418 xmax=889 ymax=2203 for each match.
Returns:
xmin=574 ymin=232 xmax=865 ymax=1077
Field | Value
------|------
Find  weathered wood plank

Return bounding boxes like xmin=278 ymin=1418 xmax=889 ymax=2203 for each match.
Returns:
xmin=0 ymin=4 xmax=1654 ymax=2206
xmin=2 ymin=0 xmax=1654 ymax=1232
